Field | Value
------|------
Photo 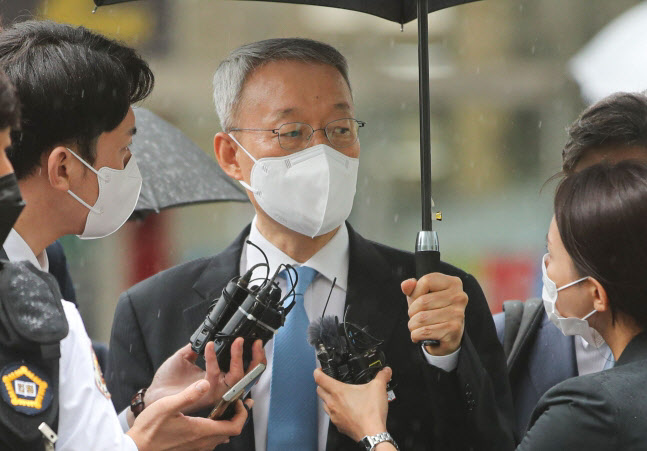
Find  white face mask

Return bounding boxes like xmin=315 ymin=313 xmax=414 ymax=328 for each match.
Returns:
xmin=229 ymin=135 xmax=359 ymax=238
xmin=541 ymin=253 xmax=605 ymax=348
xmin=66 ymin=148 xmax=142 ymax=240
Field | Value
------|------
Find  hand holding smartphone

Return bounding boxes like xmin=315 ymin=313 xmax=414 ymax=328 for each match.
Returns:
xmin=209 ymin=363 xmax=266 ymax=420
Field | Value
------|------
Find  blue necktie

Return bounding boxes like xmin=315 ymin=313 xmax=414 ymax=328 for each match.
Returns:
xmin=267 ymin=266 xmax=318 ymax=451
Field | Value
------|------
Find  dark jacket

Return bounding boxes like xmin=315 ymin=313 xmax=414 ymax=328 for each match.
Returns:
xmin=46 ymin=240 xmax=77 ymax=305
xmin=518 ymin=331 xmax=647 ymax=450
xmin=493 ymin=308 xmax=577 ymax=440
xmin=106 ymin=224 xmax=514 ymax=450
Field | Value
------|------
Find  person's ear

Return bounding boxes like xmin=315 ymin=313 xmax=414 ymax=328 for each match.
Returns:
xmin=589 ymin=277 xmax=610 ymax=313
xmin=214 ymin=132 xmax=243 ymax=180
xmin=46 ymin=146 xmax=75 ymax=192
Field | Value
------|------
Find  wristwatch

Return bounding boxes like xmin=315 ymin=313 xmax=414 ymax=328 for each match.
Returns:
xmin=130 ymin=387 xmax=147 ymax=418
xmin=359 ymin=432 xmax=399 ymax=451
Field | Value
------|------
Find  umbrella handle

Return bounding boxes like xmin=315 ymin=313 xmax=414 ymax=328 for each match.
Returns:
xmin=415 ymin=231 xmax=441 ymax=347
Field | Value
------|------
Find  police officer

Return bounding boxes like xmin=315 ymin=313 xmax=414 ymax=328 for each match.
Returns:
xmin=0 ymin=21 xmax=263 ymax=450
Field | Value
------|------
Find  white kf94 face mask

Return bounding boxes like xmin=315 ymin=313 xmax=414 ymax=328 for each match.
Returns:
xmin=66 ymin=148 xmax=142 ymax=240
xmin=229 ymin=134 xmax=359 ymax=238
xmin=541 ymin=253 xmax=605 ymax=348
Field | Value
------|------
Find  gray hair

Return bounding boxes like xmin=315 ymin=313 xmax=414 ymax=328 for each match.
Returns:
xmin=212 ymin=38 xmax=352 ymax=131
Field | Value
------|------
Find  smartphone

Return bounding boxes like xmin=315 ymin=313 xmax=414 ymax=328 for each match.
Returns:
xmin=209 ymin=363 xmax=266 ymax=420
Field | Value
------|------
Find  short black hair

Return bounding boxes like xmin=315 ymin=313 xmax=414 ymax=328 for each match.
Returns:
xmin=555 ymin=160 xmax=647 ymax=329
xmin=562 ymin=92 xmax=647 ymax=174
xmin=0 ymin=68 xmax=19 ymax=130
xmin=0 ymin=20 xmax=154 ymax=179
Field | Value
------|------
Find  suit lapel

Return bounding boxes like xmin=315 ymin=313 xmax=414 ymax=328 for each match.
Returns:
xmin=195 ymin=224 xmax=407 ymax=451
xmin=182 ymin=224 xmax=251 ymax=331
xmin=182 ymin=225 xmax=259 ymax=451
xmin=344 ymin=224 xmax=404 ymax=350
xmin=326 ymin=224 xmax=407 ymax=451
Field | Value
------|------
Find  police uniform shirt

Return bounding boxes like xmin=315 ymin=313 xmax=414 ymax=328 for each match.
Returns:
xmin=243 ymin=217 xmax=459 ymax=451
xmin=3 ymin=229 xmax=137 ymax=451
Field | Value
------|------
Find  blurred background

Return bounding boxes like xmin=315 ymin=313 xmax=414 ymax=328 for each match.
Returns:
xmin=0 ymin=0 xmax=642 ymax=342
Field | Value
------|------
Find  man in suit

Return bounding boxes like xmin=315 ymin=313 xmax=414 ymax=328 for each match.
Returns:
xmin=107 ymin=38 xmax=514 ymax=451
xmin=493 ymin=91 xmax=647 ymax=440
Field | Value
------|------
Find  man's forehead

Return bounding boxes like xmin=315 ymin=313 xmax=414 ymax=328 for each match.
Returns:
xmin=269 ymin=102 xmax=352 ymax=121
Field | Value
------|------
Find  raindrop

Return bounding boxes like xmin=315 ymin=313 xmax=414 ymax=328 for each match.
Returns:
xmin=537 ymin=121 xmax=543 ymax=129
xmin=157 ymin=309 xmax=161 ymax=319
xmin=129 ymin=344 xmax=133 ymax=353
xmin=531 ymin=45 xmax=536 ymax=55
xmin=394 ymin=214 xmax=399 ymax=223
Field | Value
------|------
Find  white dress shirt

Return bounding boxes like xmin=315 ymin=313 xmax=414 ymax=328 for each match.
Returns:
xmin=575 ymin=336 xmax=614 ymax=375
xmin=242 ymin=218 xmax=458 ymax=451
xmin=3 ymin=230 xmax=137 ymax=451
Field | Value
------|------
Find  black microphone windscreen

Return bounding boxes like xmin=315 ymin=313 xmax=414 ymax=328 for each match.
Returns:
xmin=307 ymin=316 xmax=343 ymax=349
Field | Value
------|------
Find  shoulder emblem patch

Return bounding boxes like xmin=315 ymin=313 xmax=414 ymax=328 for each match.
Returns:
xmin=91 ymin=347 xmax=111 ymax=399
xmin=1 ymin=363 xmax=53 ymax=415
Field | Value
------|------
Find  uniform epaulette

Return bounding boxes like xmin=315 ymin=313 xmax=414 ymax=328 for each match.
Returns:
xmin=0 ymin=260 xmax=68 ymax=450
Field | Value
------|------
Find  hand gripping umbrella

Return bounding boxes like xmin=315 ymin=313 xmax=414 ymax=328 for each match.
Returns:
xmin=94 ymin=0 xmax=481 ymax=344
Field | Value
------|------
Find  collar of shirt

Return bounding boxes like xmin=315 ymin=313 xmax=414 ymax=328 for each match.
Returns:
xmin=575 ymin=335 xmax=613 ymax=375
xmin=241 ymin=217 xmax=349 ymax=292
xmin=3 ymin=228 xmax=49 ymax=272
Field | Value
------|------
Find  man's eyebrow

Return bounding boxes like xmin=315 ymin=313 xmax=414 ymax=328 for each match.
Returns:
xmin=270 ymin=108 xmax=295 ymax=122
xmin=269 ymin=103 xmax=352 ymax=123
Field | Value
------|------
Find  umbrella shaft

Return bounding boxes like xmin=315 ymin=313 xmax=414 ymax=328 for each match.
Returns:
xmin=418 ymin=0 xmax=433 ymax=231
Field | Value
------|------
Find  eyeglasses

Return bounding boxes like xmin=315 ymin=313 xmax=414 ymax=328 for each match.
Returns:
xmin=229 ymin=118 xmax=366 ymax=152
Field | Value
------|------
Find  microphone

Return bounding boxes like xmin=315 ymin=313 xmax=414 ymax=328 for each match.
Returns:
xmin=307 ymin=316 xmax=346 ymax=379
xmin=189 ymin=269 xmax=253 ymax=357
xmin=189 ymin=240 xmax=297 ymax=372
xmin=308 ymin=313 xmax=395 ymax=400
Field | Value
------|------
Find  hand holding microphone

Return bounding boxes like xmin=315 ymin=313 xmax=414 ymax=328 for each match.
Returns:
xmin=314 ymin=367 xmax=392 ymax=443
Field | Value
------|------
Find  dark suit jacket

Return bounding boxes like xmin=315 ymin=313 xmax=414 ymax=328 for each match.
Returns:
xmin=46 ymin=241 xmax=77 ymax=305
xmin=493 ymin=310 xmax=577 ymax=440
xmin=518 ymin=331 xmax=647 ymax=450
xmin=106 ymin=224 xmax=514 ymax=450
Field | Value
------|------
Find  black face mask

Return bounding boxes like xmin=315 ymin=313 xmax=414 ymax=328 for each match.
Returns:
xmin=0 ymin=173 xmax=25 ymax=246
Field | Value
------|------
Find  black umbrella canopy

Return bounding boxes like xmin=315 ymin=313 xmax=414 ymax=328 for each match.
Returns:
xmin=94 ymin=0 xmax=476 ymax=23
xmin=130 ymin=108 xmax=248 ymax=220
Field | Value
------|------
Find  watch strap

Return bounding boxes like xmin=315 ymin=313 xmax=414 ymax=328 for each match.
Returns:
xmin=130 ymin=387 xmax=147 ymax=418
xmin=359 ymin=432 xmax=399 ymax=451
